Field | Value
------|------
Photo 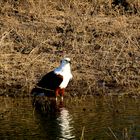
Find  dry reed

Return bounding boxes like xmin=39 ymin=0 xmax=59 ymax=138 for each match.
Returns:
xmin=0 ymin=0 xmax=140 ymax=96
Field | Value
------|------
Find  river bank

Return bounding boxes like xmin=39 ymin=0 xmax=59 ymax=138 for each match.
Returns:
xmin=0 ymin=0 xmax=140 ymax=96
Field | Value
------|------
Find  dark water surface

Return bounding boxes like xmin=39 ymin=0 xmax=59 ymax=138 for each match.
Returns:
xmin=0 ymin=96 xmax=140 ymax=140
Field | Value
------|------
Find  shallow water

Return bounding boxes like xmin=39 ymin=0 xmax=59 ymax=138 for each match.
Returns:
xmin=0 ymin=96 xmax=140 ymax=140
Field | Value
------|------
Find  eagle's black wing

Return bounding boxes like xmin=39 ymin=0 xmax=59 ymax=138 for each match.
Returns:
xmin=31 ymin=71 xmax=63 ymax=96
xmin=37 ymin=71 xmax=63 ymax=89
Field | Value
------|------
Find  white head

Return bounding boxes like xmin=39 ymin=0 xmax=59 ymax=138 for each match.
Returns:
xmin=60 ymin=57 xmax=71 ymax=66
xmin=54 ymin=57 xmax=72 ymax=72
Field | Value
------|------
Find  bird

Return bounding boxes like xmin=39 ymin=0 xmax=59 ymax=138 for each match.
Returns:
xmin=31 ymin=57 xmax=73 ymax=101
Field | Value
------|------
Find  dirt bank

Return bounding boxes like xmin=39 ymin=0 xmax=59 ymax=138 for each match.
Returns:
xmin=0 ymin=0 xmax=140 ymax=96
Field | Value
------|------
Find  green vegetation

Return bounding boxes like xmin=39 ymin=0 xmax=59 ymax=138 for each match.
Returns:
xmin=0 ymin=0 xmax=140 ymax=96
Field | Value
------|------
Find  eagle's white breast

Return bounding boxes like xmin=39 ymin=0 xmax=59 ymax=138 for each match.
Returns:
xmin=54 ymin=60 xmax=72 ymax=89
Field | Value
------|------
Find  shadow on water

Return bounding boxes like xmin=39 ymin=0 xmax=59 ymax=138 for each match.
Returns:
xmin=33 ymin=97 xmax=75 ymax=140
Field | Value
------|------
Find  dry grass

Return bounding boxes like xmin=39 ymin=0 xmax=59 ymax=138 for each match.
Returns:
xmin=0 ymin=0 xmax=140 ymax=96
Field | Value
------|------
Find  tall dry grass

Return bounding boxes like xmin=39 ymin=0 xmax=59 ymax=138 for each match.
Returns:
xmin=0 ymin=0 xmax=140 ymax=96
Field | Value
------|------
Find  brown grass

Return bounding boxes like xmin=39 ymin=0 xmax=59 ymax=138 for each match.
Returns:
xmin=0 ymin=0 xmax=140 ymax=96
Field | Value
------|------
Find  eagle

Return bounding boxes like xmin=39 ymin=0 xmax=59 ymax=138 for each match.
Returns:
xmin=31 ymin=58 xmax=73 ymax=101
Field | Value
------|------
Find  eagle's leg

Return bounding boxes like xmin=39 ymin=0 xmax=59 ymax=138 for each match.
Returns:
xmin=55 ymin=88 xmax=65 ymax=101
xmin=55 ymin=88 xmax=60 ymax=101
xmin=60 ymin=88 xmax=65 ymax=101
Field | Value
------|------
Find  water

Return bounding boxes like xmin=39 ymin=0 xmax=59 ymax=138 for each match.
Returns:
xmin=0 ymin=96 xmax=140 ymax=140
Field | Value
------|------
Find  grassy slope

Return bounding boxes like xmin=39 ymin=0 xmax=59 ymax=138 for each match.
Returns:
xmin=0 ymin=0 xmax=140 ymax=96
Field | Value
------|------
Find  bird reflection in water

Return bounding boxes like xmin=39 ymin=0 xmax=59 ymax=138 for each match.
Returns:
xmin=32 ymin=97 xmax=75 ymax=140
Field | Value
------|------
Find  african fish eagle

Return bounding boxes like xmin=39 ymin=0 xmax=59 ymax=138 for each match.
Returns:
xmin=31 ymin=57 xmax=73 ymax=100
